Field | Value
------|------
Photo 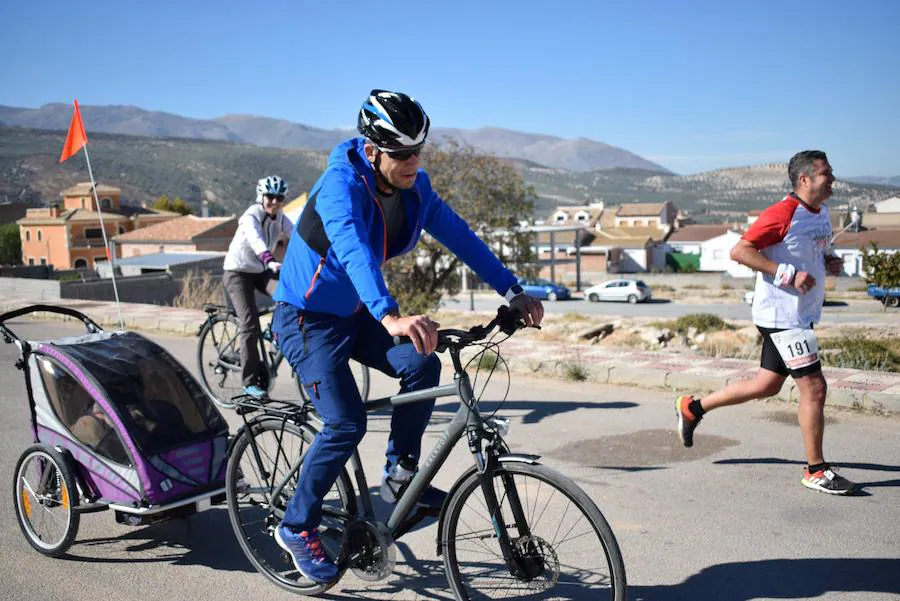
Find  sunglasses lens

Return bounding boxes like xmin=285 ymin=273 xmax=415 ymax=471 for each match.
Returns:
xmin=386 ymin=147 xmax=421 ymax=161
xmin=265 ymin=194 xmax=285 ymax=202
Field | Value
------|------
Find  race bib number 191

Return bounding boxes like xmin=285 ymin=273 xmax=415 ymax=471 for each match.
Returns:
xmin=770 ymin=328 xmax=819 ymax=370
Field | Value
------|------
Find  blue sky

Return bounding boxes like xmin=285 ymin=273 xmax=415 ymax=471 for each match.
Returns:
xmin=2 ymin=0 xmax=898 ymax=176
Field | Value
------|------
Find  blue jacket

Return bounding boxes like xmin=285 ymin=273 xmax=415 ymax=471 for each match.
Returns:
xmin=274 ymin=138 xmax=518 ymax=320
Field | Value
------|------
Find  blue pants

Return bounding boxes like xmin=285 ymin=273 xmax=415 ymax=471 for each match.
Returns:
xmin=273 ymin=302 xmax=441 ymax=530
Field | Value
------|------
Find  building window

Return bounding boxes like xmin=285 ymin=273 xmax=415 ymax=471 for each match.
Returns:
xmin=100 ymin=198 xmax=112 ymax=209
xmin=73 ymin=258 xmax=88 ymax=269
xmin=84 ymin=227 xmax=103 ymax=239
xmin=40 ymin=257 xmax=47 ymax=266
xmin=37 ymin=229 xmax=42 ymax=241
xmin=554 ymin=213 xmax=566 ymax=223
xmin=118 ymin=225 xmax=126 ymax=234
xmin=28 ymin=258 xmax=35 ymax=266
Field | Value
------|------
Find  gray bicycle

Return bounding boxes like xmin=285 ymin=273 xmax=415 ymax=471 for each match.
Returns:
xmin=224 ymin=306 xmax=627 ymax=600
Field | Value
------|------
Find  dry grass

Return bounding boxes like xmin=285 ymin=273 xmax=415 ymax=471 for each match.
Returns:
xmin=696 ymin=330 xmax=761 ymax=359
xmin=174 ymin=270 xmax=224 ymax=309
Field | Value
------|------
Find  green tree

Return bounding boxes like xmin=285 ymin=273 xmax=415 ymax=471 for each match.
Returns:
xmin=381 ymin=140 xmax=538 ymax=314
xmin=153 ymin=195 xmax=193 ymax=215
xmin=861 ymin=242 xmax=900 ymax=310
xmin=0 ymin=224 xmax=22 ymax=265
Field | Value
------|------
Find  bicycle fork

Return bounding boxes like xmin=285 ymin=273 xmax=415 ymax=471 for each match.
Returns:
xmin=469 ymin=432 xmax=545 ymax=581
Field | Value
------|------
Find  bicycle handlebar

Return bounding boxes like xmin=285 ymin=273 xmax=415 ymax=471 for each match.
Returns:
xmin=392 ymin=306 xmax=534 ymax=352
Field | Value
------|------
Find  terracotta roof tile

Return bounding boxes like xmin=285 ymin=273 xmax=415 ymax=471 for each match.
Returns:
xmin=616 ymin=203 xmax=666 ymax=217
xmin=668 ymin=225 xmax=732 ymax=242
xmin=61 ymin=182 xmax=121 ymax=196
xmin=832 ymin=228 xmax=900 ymax=249
xmin=114 ymin=215 xmax=236 ymax=242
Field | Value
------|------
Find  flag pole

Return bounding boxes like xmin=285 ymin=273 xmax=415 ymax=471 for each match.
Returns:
xmin=81 ymin=146 xmax=125 ymax=331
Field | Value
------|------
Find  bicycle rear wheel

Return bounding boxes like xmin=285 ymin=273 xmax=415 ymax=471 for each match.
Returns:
xmin=226 ymin=418 xmax=356 ymax=595
xmin=197 ymin=313 xmax=243 ymax=408
xmin=441 ymin=462 xmax=626 ymax=601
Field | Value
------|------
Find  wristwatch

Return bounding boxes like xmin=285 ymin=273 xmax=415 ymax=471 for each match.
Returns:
xmin=504 ymin=284 xmax=525 ymax=302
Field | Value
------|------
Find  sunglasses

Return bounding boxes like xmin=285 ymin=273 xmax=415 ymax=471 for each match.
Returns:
xmin=380 ymin=146 xmax=423 ymax=162
xmin=263 ymin=194 xmax=286 ymax=202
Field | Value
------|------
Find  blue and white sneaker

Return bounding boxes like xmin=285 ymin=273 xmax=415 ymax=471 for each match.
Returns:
xmin=274 ymin=526 xmax=339 ymax=584
xmin=242 ymin=384 xmax=267 ymax=399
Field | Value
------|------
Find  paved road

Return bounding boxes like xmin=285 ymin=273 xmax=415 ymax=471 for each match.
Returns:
xmin=1 ymin=320 xmax=898 ymax=601
xmin=443 ymin=294 xmax=899 ymax=324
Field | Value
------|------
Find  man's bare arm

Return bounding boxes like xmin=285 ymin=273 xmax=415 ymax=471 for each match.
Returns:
xmin=730 ymin=239 xmax=778 ymax=276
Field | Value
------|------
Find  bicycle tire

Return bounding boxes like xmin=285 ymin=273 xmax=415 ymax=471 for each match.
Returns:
xmin=441 ymin=461 xmax=627 ymax=601
xmin=196 ymin=313 xmax=244 ymax=409
xmin=13 ymin=444 xmax=80 ymax=557
xmin=297 ymin=360 xmax=371 ymax=403
xmin=225 ymin=418 xmax=357 ymax=595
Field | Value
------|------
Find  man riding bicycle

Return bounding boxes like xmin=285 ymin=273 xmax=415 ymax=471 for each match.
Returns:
xmin=271 ymin=89 xmax=543 ymax=583
xmin=223 ymin=175 xmax=294 ymax=399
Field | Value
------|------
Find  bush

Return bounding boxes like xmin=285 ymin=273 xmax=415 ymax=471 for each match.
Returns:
xmin=820 ymin=337 xmax=900 ymax=372
xmin=669 ymin=313 xmax=734 ymax=334
xmin=562 ymin=362 xmax=589 ymax=381
xmin=477 ymin=351 xmax=500 ymax=371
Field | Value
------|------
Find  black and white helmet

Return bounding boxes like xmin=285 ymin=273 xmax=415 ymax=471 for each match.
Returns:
xmin=357 ymin=90 xmax=430 ymax=150
xmin=256 ymin=175 xmax=288 ymax=203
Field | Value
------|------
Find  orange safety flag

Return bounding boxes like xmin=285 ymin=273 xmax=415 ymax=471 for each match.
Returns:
xmin=59 ymin=100 xmax=88 ymax=163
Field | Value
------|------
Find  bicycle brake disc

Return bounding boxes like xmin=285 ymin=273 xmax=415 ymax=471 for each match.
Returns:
xmin=513 ymin=535 xmax=560 ymax=591
xmin=342 ymin=520 xmax=396 ymax=582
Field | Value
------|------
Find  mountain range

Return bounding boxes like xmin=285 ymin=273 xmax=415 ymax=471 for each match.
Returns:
xmin=0 ymin=103 xmax=671 ymax=174
xmin=1 ymin=103 xmax=898 ymax=221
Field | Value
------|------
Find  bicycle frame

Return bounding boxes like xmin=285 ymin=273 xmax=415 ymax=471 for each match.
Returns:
xmin=241 ymin=339 xmax=536 ymax=555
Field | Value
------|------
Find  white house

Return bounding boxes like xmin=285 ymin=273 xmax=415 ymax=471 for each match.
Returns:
xmin=874 ymin=196 xmax=900 ymax=213
xmin=699 ymin=230 xmax=755 ymax=277
xmin=550 ymin=203 xmax=605 ymax=227
xmin=832 ymin=229 xmax=900 ymax=277
xmin=614 ymin=202 xmax=677 ymax=231
xmin=667 ymin=225 xmax=732 ymax=255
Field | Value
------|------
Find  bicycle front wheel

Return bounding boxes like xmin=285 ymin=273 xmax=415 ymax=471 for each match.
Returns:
xmin=197 ymin=313 xmax=243 ymax=408
xmin=441 ymin=462 xmax=626 ymax=601
xmin=226 ymin=418 xmax=357 ymax=595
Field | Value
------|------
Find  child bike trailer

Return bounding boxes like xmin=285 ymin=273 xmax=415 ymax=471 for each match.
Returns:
xmin=3 ymin=305 xmax=230 ymax=557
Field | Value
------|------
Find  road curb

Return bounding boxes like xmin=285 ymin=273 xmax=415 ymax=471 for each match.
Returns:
xmin=3 ymin=296 xmax=897 ymax=418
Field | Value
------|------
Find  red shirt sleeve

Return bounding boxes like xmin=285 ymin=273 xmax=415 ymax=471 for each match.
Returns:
xmin=742 ymin=197 xmax=799 ymax=250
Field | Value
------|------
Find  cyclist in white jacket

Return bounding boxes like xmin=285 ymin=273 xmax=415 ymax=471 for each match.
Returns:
xmin=223 ymin=175 xmax=294 ymax=398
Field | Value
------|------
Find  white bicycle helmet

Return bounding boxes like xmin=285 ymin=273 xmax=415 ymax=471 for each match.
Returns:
xmin=256 ymin=175 xmax=288 ymax=203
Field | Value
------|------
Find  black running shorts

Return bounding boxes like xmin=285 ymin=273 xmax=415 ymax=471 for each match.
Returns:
xmin=757 ymin=326 xmax=823 ymax=378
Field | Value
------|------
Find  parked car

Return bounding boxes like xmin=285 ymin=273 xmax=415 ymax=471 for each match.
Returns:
xmin=517 ymin=277 xmax=570 ymax=301
xmin=584 ymin=279 xmax=652 ymax=304
xmin=867 ymin=284 xmax=900 ymax=308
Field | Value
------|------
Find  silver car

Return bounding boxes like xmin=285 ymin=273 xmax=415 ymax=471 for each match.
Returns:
xmin=584 ymin=279 xmax=652 ymax=304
